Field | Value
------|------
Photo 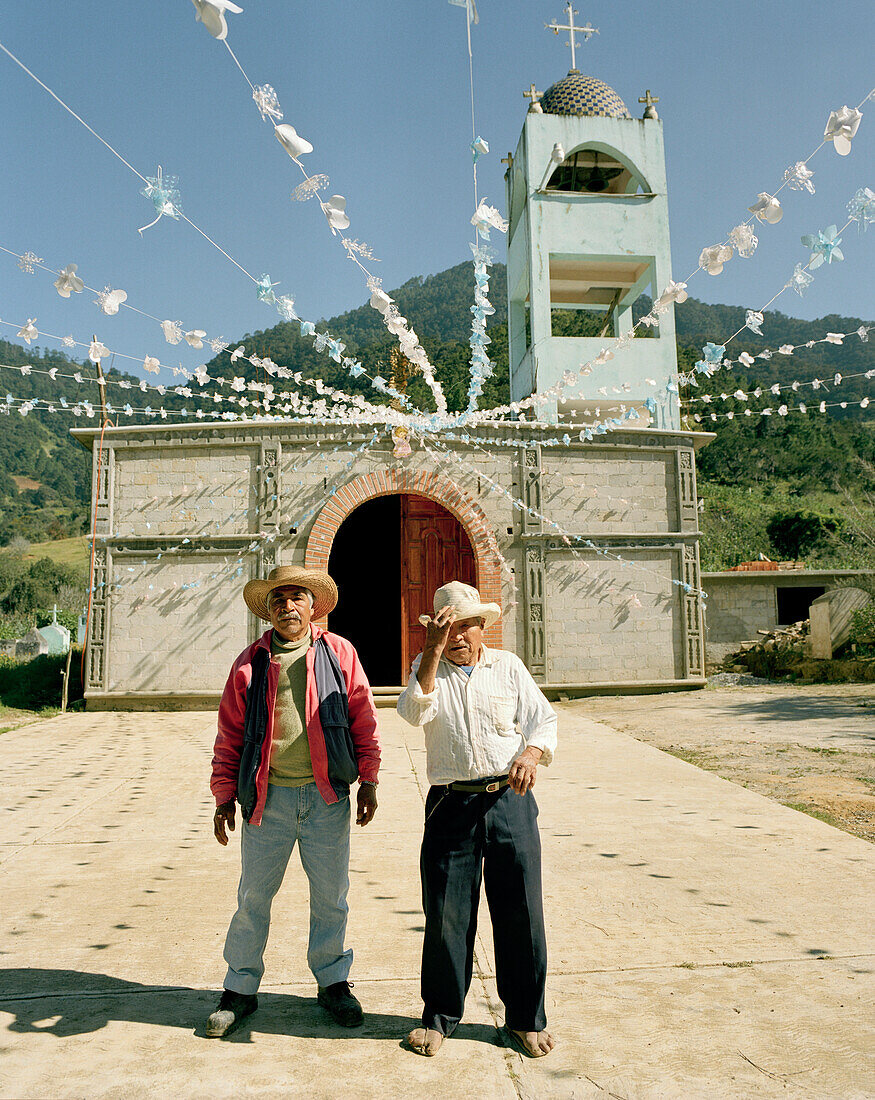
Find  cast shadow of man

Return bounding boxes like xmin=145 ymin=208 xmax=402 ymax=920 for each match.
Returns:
xmin=0 ymin=969 xmax=499 ymax=1048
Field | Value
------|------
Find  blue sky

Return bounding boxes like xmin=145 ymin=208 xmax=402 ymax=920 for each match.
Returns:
xmin=1 ymin=0 xmax=873 ymax=379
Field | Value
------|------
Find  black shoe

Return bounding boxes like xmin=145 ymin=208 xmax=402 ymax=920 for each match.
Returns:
xmin=317 ymin=981 xmax=364 ymax=1027
xmin=205 ymin=989 xmax=258 ymax=1038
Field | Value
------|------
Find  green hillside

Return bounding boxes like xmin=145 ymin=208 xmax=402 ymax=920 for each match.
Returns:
xmin=0 ymin=259 xmax=872 ymax=571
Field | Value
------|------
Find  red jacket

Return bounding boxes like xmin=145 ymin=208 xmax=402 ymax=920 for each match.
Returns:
xmin=211 ymin=625 xmax=380 ymax=825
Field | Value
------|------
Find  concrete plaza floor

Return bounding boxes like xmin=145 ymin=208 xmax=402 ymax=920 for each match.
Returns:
xmin=0 ymin=705 xmax=873 ymax=1099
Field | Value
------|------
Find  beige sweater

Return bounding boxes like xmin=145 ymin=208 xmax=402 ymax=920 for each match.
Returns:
xmin=267 ymin=632 xmax=314 ymax=787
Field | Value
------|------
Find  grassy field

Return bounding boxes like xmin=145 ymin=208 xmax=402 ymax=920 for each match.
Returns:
xmin=23 ymin=536 xmax=90 ymax=575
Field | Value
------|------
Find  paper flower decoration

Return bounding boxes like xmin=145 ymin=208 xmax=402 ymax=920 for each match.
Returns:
xmin=161 ymin=320 xmax=183 ymax=344
xmin=252 ymin=84 xmax=282 ymax=122
xmin=230 ymin=346 xmax=246 ymax=363
xmin=54 ymin=263 xmax=84 ymax=297
xmin=449 ymin=0 xmax=479 ymax=24
xmin=728 ymin=223 xmax=757 ymax=258
xmin=275 ymin=124 xmax=313 ymax=160
xmin=698 ymin=244 xmax=733 ymax=275
xmin=143 ymin=356 xmax=161 ymax=374
xmin=848 ymin=187 xmax=875 ymax=230
xmin=343 ymin=238 xmax=377 ymax=261
xmin=858 ymin=326 xmax=870 ymax=342
xmin=370 ymin=289 xmax=393 ymax=315
xmin=801 ymin=224 xmax=843 ymax=269
xmin=745 ymin=310 xmax=764 ymax=336
xmin=95 ymin=286 xmax=127 ymax=314
xmin=209 ymin=337 xmax=229 ymax=354
xmin=694 ymin=342 xmax=725 ymax=376
xmin=291 ymin=174 xmax=329 ymax=202
xmin=184 ymin=330 xmax=207 ymax=348
xmin=787 ymin=262 xmax=814 ymax=296
xmin=18 ymin=251 xmax=43 ymax=274
xmin=322 ymin=196 xmax=350 ymax=234
xmin=654 ymin=281 xmax=688 ymax=310
xmin=190 ymin=0 xmax=242 ymax=41
xmin=783 ymin=161 xmax=815 ymax=194
xmin=470 ymin=199 xmax=508 ymax=240
xmin=824 ymin=106 xmax=862 ymax=156
xmin=88 ymin=339 xmax=110 ymax=363
xmin=275 ymin=295 xmax=297 ymax=321
xmin=778 ymin=345 xmax=794 ymax=355
xmin=471 ymin=136 xmax=489 ymax=163
xmin=62 ymin=335 xmax=75 ymax=348
xmin=738 ymin=351 xmax=755 ymax=367
xmin=139 ymin=168 xmax=182 ymax=234
xmin=748 ymin=193 xmax=783 ymax=224
xmin=825 ymin=332 xmax=845 ymax=345
xmin=256 ymin=273 xmax=278 ymax=304
xmin=17 ymin=319 xmax=38 ymax=344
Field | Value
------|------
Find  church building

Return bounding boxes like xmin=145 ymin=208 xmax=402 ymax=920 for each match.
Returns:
xmin=74 ymin=60 xmax=710 ymax=709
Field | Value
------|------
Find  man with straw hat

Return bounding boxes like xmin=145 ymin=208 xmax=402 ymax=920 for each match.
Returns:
xmin=207 ymin=565 xmax=380 ymax=1037
xmin=397 ymin=581 xmax=558 ymax=1059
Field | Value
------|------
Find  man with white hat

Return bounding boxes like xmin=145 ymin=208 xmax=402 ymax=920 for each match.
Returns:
xmin=397 ymin=581 xmax=557 ymax=1059
xmin=206 ymin=565 xmax=380 ymax=1037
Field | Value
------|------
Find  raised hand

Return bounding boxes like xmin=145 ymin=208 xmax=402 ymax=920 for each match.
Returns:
xmin=423 ymin=605 xmax=456 ymax=656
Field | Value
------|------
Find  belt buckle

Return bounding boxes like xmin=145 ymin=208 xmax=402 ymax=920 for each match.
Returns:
xmin=485 ymin=781 xmax=500 ymax=793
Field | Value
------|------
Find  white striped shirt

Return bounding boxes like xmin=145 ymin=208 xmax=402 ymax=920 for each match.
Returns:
xmin=396 ymin=645 xmax=558 ymax=785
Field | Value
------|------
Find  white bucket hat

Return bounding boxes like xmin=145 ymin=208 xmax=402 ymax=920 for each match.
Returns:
xmin=419 ymin=581 xmax=501 ymax=630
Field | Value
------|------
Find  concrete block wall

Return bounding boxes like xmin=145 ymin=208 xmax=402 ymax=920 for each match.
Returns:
xmin=545 ymin=551 xmax=684 ymax=683
xmin=704 ymin=582 xmax=777 ymax=644
xmin=108 ymin=551 xmax=250 ymax=693
xmin=541 ymin=449 xmax=676 ymax=533
xmin=113 ymin=445 xmax=257 ymax=538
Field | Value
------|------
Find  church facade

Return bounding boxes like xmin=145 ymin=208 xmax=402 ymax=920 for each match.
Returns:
xmin=74 ymin=66 xmax=710 ymax=709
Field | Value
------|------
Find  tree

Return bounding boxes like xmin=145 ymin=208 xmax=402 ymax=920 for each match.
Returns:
xmin=766 ymin=509 xmax=842 ymax=560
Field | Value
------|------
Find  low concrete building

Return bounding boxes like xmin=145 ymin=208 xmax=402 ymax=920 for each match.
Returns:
xmin=703 ymin=565 xmax=875 ymax=660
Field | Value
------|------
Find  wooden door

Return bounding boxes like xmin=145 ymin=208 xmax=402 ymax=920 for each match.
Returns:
xmin=400 ymin=495 xmax=476 ymax=679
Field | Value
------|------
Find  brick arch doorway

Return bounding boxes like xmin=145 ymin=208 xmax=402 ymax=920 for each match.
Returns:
xmin=326 ymin=494 xmax=476 ymax=687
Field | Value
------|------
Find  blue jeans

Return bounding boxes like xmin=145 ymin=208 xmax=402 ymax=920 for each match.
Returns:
xmin=223 ymin=782 xmax=353 ymax=995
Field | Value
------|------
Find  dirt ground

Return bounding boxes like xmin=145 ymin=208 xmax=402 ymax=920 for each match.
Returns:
xmin=563 ymin=682 xmax=875 ymax=843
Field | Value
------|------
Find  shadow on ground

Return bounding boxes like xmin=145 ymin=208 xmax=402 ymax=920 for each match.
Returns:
xmin=0 ymin=968 xmax=500 ymax=1049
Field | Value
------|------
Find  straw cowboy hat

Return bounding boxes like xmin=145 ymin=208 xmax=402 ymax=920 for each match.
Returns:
xmin=243 ymin=565 xmax=339 ymax=622
xmin=419 ymin=581 xmax=501 ymax=630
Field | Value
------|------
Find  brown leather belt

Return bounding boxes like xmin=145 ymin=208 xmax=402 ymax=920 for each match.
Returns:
xmin=448 ymin=774 xmax=510 ymax=794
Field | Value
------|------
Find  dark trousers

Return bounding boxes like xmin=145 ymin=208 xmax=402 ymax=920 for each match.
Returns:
xmin=419 ymin=784 xmax=548 ymax=1036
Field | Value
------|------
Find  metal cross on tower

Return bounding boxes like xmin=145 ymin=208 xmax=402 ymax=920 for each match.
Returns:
xmin=545 ymin=3 xmax=598 ymax=71
xmin=638 ymin=89 xmax=660 ymax=119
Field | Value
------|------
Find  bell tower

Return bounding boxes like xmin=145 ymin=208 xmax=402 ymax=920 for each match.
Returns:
xmin=505 ymin=56 xmax=681 ymax=428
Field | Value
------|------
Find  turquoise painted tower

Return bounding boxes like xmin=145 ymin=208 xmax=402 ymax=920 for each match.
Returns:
xmin=505 ymin=67 xmax=681 ymax=428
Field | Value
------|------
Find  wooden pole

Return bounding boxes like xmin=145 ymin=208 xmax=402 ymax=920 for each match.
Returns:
xmin=93 ymin=335 xmax=109 ymax=422
xmin=61 ymin=645 xmax=73 ymax=714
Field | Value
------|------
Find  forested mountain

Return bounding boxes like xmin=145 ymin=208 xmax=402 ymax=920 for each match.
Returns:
xmin=0 ymin=259 xmax=872 ymax=568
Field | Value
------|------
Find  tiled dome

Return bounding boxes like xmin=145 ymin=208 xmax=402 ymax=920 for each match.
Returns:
xmin=540 ymin=70 xmax=631 ymax=119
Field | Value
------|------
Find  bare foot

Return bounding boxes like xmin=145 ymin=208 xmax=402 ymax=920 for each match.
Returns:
xmin=508 ymin=1027 xmax=556 ymax=1057
xmin=406 ymin=1027 xmax=445 ymax=1056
